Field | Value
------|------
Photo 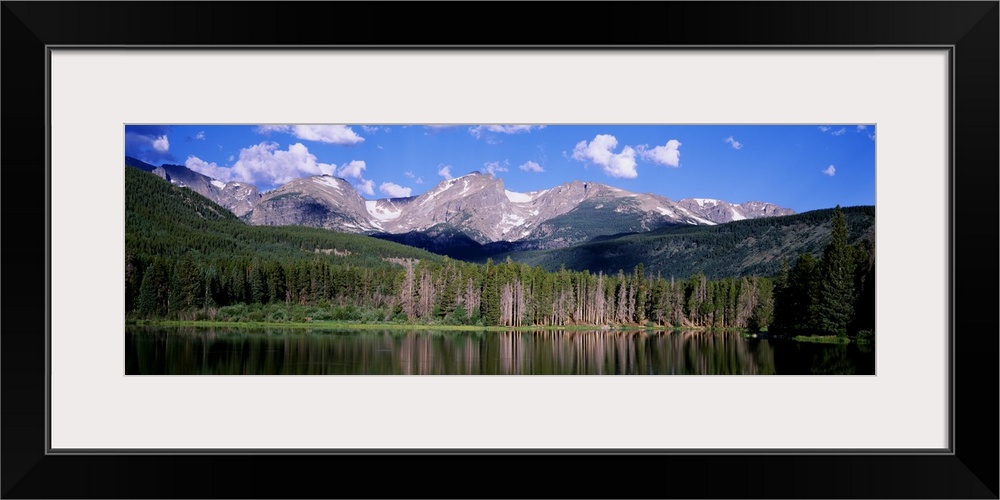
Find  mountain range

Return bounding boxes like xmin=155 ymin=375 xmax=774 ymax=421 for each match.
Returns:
xmin=125 ymin=156 xmax=794 ymax=251
xmin=125 ymin=157 xmax=875 ymax=281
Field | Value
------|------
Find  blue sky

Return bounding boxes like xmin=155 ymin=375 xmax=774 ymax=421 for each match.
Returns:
xmin=125 ymin=124 xmax=875 ymax=213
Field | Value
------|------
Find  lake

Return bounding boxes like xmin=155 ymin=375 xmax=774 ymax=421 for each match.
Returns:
xmin=126 ymin=325 xmax=874 ymax=375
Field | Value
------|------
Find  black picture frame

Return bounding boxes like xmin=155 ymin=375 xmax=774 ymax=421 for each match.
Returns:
xmin=3 ymin=2 xmax=997 ymax=498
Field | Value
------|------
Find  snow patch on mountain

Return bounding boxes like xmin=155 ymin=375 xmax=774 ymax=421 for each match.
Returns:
xmin=366 ymin=200 xmax=402 ymax=221
xmin=459 ymin=178 xmax=474 ymax=196
xmin=499 ymin=211 xmax=527 ymax=235
xmin=677 ymin=205 xmax=718 ymax=225
xmin=420 ymin=178 xmax=458 ymax=206
xmin=315 ymin=176 xmax=342 ymax=190
xmin=730 ymin=206 xmax=747 ymax=221
xmin=505 ymin=190 xmax=533 ymax=203
xmin=656 ymin=206 xmax=676 ymax=217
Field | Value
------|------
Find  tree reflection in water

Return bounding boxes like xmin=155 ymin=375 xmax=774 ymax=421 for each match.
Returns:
xmin=126 ymin=326 xmax=874 ymax=375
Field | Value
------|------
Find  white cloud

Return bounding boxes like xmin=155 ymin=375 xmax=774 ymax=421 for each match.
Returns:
xmin=438 ymin=164 xmax=453 ymax=180
xmin=125 ymin=126 xmax=176 ymax=164
xmin=290 ymin=125 xmax=364 ymax=145
xmin=355 ymin=179 xmax=375 ymax=196
xmin=605 ymin=147 xmax=637 ymax=178
xmin=469 ymin=125 xmax=544 ymax=139
xmin=482 ymin=160 xmax=509 ymax=176
xmin=379 ymin=182 xmax=412 ymax=198
xmin=361 ymin=125 xmax=390 ymax=134
xmin=638 ymin=139 xmax=682 ymax=168
xmin=724 ymin=136 xmax=743 ymax=150
xmin=215 ymin=141 xmax=337 ymax=187
xmin=256 ymin=125 xmax=290 ymax=134
xmin=404 ymin=171 xmax=425 ymax=184
xmin=822 ymin=165 xmax=836 ymax=176
xmin=333 ymin=160 xmax=377 ymax=195
xmin=492 ymin=125 xmax=543 ymax=134
xmin=228 ymin=155 xmax=235 ymax=162
xmin=336 ymin=160 xmax=367 ymax=180
xmin=152 ymin=135 xmax=170 ymax=153
xmin=831 ymin=128 xmax=847 ymax=136
xmin=256 ymin=124 xmax=364 ymax=145
xmin=868 ymin=133 xmax=876 ymax=141
xmin=856 ymin=125 xmax=868 ymax=131
xmin=573 ymin=135 xmax=620 ymax=166
xmin=194 ymin=131 xmax=206 ymax=141
xmin=572 ymin=134 xmax=639 ymax=178
xmin=126 ymin=131 xmax=176 ymax=164
xmin=519 ymin=160 xmax=544 ymax=173
xmin=186 ymin=156 xmax=234 ymax=182
xmin=818 ymin=126 xmax=831 ymax=132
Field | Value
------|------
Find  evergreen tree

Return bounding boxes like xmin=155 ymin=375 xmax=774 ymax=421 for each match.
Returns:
xmin=482 ymin=259 xmax=501 ymax=325
xmin=137 ymin=263 xmax=159 ymax=317
xmin=771 ymin=258 xmax=791 ymax=332
xmin=849 ymin=237 xmax=876 ymax=336
xmin=125 ymin=253 xmax=142 ymax=313
xmin=669 ymin=276 xmax=684 ymax=327
xmin=633 ymin=264 xmax=647 ymax=324
xmin=650 ymin=275 xmax=669 ymax=326
xmin=250 ymin=260 xmax=267 ymax=304
xmin=749 ymin=277 xmax=774 ymax=332
xmin=815 ymin=206 xmax=856 ymax=336
xmin=773 ymin=253 xmax=820 ymax=333
xmin=267 ymin=261 xmax=287 ymax=305
xmin=202 ymin=264 xmax=219 ymax=309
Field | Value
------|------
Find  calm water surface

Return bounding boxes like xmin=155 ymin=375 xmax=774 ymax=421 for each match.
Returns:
xmin=126 ymin=326 xmax=874 ymax=375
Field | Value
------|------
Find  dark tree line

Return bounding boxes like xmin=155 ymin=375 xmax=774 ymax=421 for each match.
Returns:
xmin=126 ymin=249 xmax=779 ymax=330
xmin=771 ymin=206 xmax=875 ymax=337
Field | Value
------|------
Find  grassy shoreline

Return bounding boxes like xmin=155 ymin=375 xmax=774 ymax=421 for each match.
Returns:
xmin=792 ymin=335 xmax=852 ymax=344
xmin=126 ymin=319 xmax=739 ymax=333
xmin=127 ymin=320 xmax=865 ymax=342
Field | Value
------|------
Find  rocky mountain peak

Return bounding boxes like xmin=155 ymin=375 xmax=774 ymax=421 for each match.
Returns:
xmin=676 ymin=198 xmax=795 ymax=224
xmin=127 ymin=156 xmax=796 ymax=248
xmin=245 ymin=174 xmax=373 ymax=230
xmin=125 ymin=157 xmax=261 ymax=216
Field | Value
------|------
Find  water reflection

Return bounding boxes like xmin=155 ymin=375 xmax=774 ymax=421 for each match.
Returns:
xmin=126 ymin=326 xmax=872 ymax=375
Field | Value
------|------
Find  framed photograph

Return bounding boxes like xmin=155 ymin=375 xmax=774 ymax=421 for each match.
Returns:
xmin=4 ymin=2 xmax=996 ymax=498
xmin=121 ymin=121 xmax=876 ymax=379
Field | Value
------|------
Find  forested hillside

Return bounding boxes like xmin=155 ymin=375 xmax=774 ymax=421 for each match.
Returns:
xmin=126 ymin=166 xmax=440 ymax=319
xmin=500 ymin=206 xmax=875 ymax=280
xmin=126 ymin=166 xmax=874 ymax=337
